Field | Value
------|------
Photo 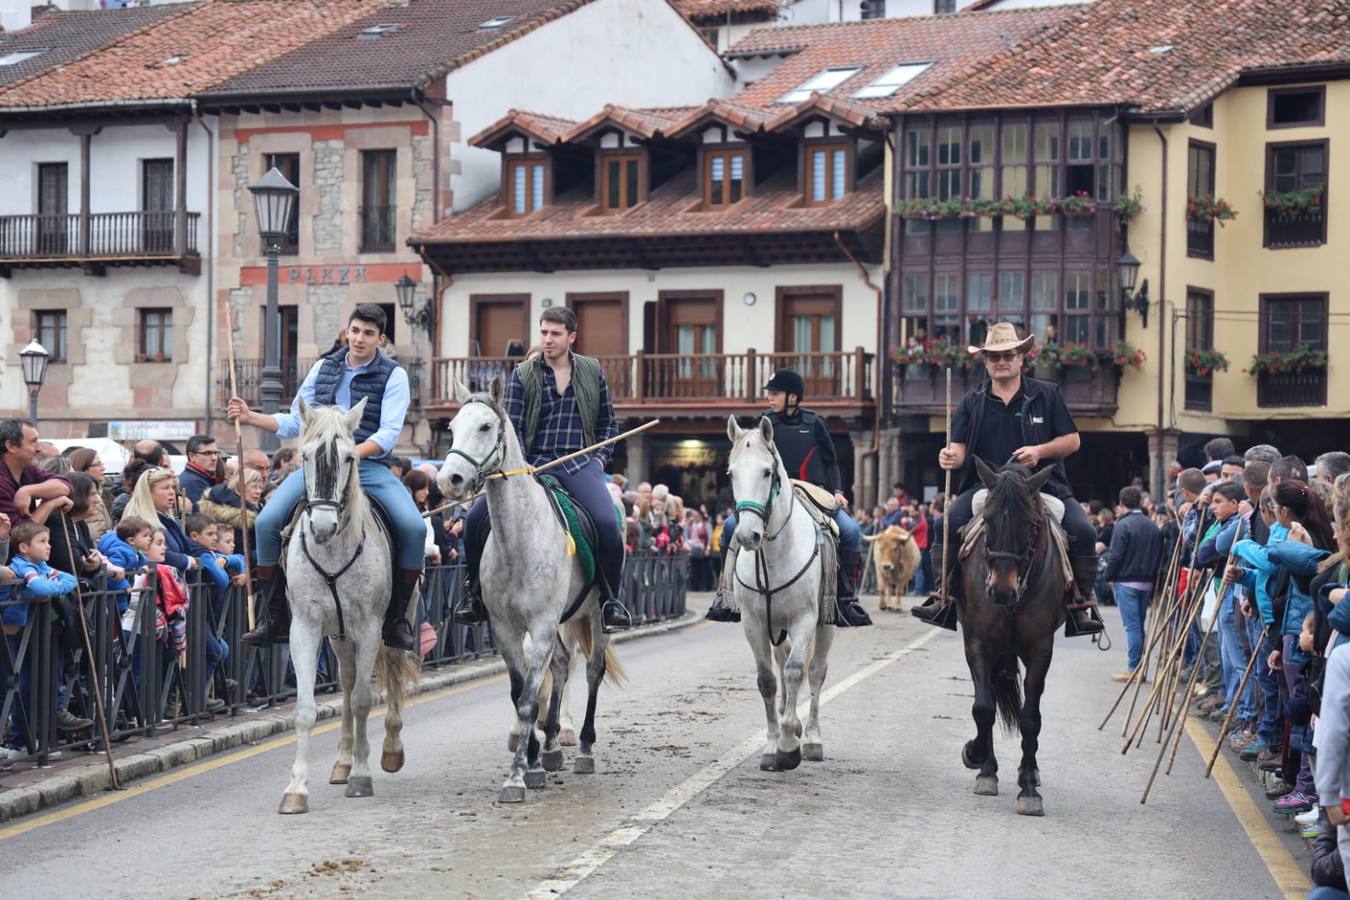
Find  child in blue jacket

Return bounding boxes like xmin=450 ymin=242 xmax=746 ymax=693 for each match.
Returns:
xmin=96 ymin=515 xmax=153 ymax=615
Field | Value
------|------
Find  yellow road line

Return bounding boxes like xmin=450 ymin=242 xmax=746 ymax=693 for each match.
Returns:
xmin=0 ymin=672 xmax=506 ymax=843
xmin=1185 ymin=718 xmax=1311 ymax=899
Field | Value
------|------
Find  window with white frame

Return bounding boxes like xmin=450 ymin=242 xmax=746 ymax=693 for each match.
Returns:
xmin=852 ymin=63 xmax=931 ymax=99
xmin=780 ymin=67 xmax=862 ymax=104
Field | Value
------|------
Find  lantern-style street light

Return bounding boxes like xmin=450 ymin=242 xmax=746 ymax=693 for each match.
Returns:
xmin=19 ymin=339 xmax=50 ymax=423
xmin=247 ymin=167 xmax=299 ymax=451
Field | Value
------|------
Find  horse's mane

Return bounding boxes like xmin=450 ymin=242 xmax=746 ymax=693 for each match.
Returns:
xmin=299 ymin=404 xmax=369 ymax=525
xmin=985 ymin=463 xmax=1041 ymax=523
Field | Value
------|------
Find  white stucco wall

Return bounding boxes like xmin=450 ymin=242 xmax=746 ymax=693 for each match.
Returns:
xmin=0 ymin=122 xmax=210 ymax=217
xmin=437 ymin=263 xmax=881 ymax=359
xmin=444 ymin=0 xmax=735 ymax=212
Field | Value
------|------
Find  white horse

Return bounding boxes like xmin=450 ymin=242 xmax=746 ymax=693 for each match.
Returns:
xmin=727 ymin=415 xmax=835 ymax=770
xmin=278 ymin=399 xmax=419 ymax=815
xmin=438 ymin=377 xmax=624 ymax=803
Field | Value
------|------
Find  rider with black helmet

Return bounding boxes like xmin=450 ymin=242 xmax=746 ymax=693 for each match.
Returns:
xmin=707 ymin=367 xmax=872 ymax=627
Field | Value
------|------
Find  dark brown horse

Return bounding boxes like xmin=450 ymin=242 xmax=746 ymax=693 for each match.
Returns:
xmin=958 ymin=458 xmax=1068 ymax=816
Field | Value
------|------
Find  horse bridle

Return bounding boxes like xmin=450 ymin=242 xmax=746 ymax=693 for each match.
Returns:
xmin=445 ymin=396 xmax=508 ymax=494
xmin=300 ymin=433 xmax=364 ymax=640
xmin=983 ymin=505 xmax=1043 ymax=610
xmin=734 ymin=443 xmax=794 ymax=543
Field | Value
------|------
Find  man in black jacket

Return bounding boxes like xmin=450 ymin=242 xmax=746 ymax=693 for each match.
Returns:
xmin=1103 ymin=486 xmax=1163 ymax=680
xmin=912 ymin=322 xmax=1103 ymax=635
xmin=707 ymin=368 xmax=871 ymax=627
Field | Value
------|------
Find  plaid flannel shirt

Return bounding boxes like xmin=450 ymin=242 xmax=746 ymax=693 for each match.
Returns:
xmin=504 ymin=361 xmax=619 ymax=475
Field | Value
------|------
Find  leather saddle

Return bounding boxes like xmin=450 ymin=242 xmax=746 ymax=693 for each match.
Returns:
xmin=959 ymin=490 xmax=1072 ymax=584
xmin=790 ymin=480 xmax=840 ymax=539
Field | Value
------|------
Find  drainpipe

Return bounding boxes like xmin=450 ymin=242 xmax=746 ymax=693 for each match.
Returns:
xmin=834 ymin=230 xmax=883 ymax=508
xmin=1151 ymin=120 xmax=1168 ymax=499
xmin=193 ymin=100 xmax=216 ymax=433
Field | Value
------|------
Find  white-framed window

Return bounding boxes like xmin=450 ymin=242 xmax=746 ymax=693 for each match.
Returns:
xmin=780 ymin=67 xmax=863 ymax=104
xmin=852 ymin=63 xmax=931 ymax=99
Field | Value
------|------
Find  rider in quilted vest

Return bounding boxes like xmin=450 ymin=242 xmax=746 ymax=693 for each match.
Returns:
xmin=452 ymin=306 xmax=631 ymax=632
xmin=707 ymin=368 xmax=872 ymax=628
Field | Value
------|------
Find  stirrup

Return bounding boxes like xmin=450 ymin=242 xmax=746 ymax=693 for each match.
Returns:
xmin=706 ymin=589 xmax=741 ymax=623
xmin=1064 ymin=601 xmax=1105 ymax=638
xmin=912 ymin=594 xmax=958 ymax=631
xmin=382 ymin=616 xmax=418 ymax=653
xmin=601 ymin=599 xmax=632 ymax=634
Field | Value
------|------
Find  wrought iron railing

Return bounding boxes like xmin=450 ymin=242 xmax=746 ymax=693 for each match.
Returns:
xmin=1257 ymin=368 xmax=1326 ymax=407
xmin=0 ymin=210 xmax=200 ymax=259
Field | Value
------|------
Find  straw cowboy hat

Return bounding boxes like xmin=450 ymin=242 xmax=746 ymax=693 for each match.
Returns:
xmin=968 ymin=321 xmax=1034 ymax=356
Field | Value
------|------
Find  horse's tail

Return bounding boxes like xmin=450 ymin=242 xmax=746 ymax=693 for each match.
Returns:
xmin=992 ymin=644 xmax=1022 ymax=736
xmin=377 ymin=645 xmax=421 ymax=713
xmin=569 ymin=617 xmax=627 ymax=687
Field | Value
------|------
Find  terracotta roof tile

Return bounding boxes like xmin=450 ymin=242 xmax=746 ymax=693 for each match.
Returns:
xmin=907 ymin=0 xmax=1350 ymax=114
xmin=0 ymin=0 xmax=383 ymax=111
xmin=666 ymin=97 xmax=775 ymax=136
xmin=411 ymin=165 xmax=884 ymax=245
xmin=471 ymin=108 xmax=579 ymax=147
xmin=723 ymin=6 xmax=1081 ymax=114
xmin=0 ymin=4 xmax=185 ymax=89
xmin=671 ymin=0 xmax=781 ymax=24
xmin=563 ymin=104 xmax=698 ymax=141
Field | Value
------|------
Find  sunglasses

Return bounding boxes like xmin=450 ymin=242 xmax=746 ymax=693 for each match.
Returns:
xmin=983 ymin=351 xmax=1020 ymax=362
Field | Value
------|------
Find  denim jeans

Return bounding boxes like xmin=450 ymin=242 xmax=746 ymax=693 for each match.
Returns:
xmin=202 ymin=632 xmax=228 ymax=701
xmin=1251 ymin=618 xmax=1281 ymax=744
xmin=831 ymin=507 xmax=861 ymax=553
xmin=255 ymin=461 xmax=428 ymax=570
xmin=1218 ymin=593 xmax=1256 ymax=720
xmin=1114 ymin=584 xmax=1151 ymax=671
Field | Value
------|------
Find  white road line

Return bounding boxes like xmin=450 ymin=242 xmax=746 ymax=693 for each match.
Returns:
xmin=521 ymin=627 xmax=943 ymax=899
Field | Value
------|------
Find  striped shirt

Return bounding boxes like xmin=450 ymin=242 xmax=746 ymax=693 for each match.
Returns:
xmin=504 ymin=362 xmax=618 ymax=475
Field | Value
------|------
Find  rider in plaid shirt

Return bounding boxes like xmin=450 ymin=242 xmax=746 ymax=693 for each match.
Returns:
xmin=502 ymin=365 xmax=618 ymax=475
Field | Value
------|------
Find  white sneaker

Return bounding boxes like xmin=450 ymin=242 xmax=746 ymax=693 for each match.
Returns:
xmin=1295 ymin=806 xmax=1321 ymax=826
xmin=1 ymin=745 xmax=26 ymax=762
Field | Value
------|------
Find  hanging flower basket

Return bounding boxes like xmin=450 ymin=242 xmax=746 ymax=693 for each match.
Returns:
xmin=1185 ymin=348 xmax=1229 ymax=377
xmin=1246 ymin=347 xmax=1328 ymax=376
xmin=1262 ymin=186 xmax=1324 ymax=221
xmin=1186 ymin=195 xmax=1238 ymax=226
xmin=1112 ymin=186 xmax=1144 ymax=222
xmin=1111 ymin=340 xmax=1146 ymax=371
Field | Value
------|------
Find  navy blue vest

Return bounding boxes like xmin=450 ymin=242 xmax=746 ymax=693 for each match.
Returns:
xmin=312 ymin=350 xmax=399 ymax=452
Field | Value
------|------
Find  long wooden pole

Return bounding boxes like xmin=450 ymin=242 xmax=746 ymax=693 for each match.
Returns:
xmin=940 ymin=367 xmax=952 ymax=603
xmin=421 ymin=418 xmax=661 ymax=519
xmin=223 ymin=303 xmax=257 ymax=632
xmin=1205 ymin=623 xmax=1269 ymax=778
xmin=1099 ymin=534 xmax=1183 ymax=730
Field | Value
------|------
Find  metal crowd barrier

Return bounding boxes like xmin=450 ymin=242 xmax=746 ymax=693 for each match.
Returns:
xmin=0 ymin=553 xmax=690 ymax=769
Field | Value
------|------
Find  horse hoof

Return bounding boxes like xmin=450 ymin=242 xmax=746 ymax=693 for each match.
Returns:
xmin=329 ymin=762 xmax=351 ymax=784
xmin=573 ymin=756 xmax=595 ymax=775
xmin=802 ymin=743 xmax=824 ymax=762
xmin=541 ymin=748 xmax=564 ymax=771
xmin=278 ymin=792 xmax=308 ymax=815
xmin=524 ymin=769 xmax=547 ymax=789
xmin=381 ymin=749 xmax=405 ymax=774
xmin=961 ymin=742 xmax=982 ymax=770
xmin=559 ymin=727 xmax=578 ymax=747
xmin=1016 ymin=794 xmax=1045 ymax=817
xmin=345 ymin=776 xmax=374 ymax=798
xmin=974 ymin=775 xmax=999 ymax=796
xmin=775 ymin=747 xmax=802 ymax=771
xmin=499 ymin=785 xmax=527 ymax=804
xmin=760 ymin=754 xmax=777 ymax=771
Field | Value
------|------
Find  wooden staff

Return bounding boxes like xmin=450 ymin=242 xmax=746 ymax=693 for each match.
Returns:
xmin=1206 ymin=623 xmax=1268 ymax=778
xmin=1142 ymin=503 xmax=1210 ymax=738
xmin=58 ymin=513 xmax=120 ymax=790
xmin=940 ymin=367 xmax=952 ymax=603
xmin=1099 ymin=532 xmax=1183 ymax=730
xmin=421 ymin=419 xmax=661 ymax=519
xmin=223 ymin=303 xmax=258 ymax=632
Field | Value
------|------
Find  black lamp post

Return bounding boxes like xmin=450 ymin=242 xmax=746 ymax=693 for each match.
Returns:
xmin=395 ymin=272 xmax=435 ymax=342
xmin=1118 ymin=249 xmax=1149 ymax=329
xmin=19 ymin=339 xmax=50 ymax=423
xmin=248 ymin=167 xmax=298 ymax=452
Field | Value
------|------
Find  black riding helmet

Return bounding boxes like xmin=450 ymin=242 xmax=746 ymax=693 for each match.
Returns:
xmin=763 ymin=368 xmax=805 ymax=403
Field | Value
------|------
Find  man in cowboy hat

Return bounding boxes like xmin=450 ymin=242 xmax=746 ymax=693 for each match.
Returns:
xmin=912 ymin=322 xmax=1104 ymax=635
xmin=706 ymin=367 xmax=872 ymax=627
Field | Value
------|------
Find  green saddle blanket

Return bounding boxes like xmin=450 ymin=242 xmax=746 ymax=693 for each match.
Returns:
xmin=537 ymin=475 xmax=623 ymax=587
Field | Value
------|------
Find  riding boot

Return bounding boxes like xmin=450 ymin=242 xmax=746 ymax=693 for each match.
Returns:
xmin=451 ymin=552 xmax=490 ymax=626
xmin=912 ymin=542 xmax=959 ymax=631
xmin=382 ymin=569 xmax=420 ymax=653
xmin=599 ymin=568 xmax=632 ymax=634
xmin=706 ymin=544 xmax=741 ymax=623
xmin=241 ymin=566 xmax=290 ymax=646
xmin=834 ymin=548 xmax=872 ymax=627
xmin=1066 ymin=555 xmax=1106 ymax=637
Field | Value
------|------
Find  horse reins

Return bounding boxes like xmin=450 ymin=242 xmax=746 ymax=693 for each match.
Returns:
xmin=734 ymin=442 xmax=813 ymax=646
xmin=445 ymin=397 xmax=531 ymax=494
xmin=300 ymin=438 xmax=364 ymax=640
xmin=984 ymin=506 xmax=1046 ymax=612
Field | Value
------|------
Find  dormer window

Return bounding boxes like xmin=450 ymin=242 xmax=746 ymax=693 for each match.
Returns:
xmin=704 ymin=150 xmax=746 ymax=209
xmin=506 ymin=158 xmax=547 ymax=216
xmin=780 ymin=67 xmax=862 ymax=104
xmin=601 ymin=153 xmax=644 ymax=212
xmin=806 ymin=144 xmax=848 ymax=206
xmin=852 ymin=63 xmax=931 ymax=99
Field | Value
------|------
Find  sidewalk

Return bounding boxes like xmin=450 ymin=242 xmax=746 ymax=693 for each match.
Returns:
xmin=0 ymin=601 xmax=710 ymax=823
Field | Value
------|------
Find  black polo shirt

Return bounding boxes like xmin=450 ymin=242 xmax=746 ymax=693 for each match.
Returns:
xmin=951 ymin=378 xmax=1076 ymax=494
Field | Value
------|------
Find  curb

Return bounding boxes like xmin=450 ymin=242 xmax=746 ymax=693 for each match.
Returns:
xmin=0 ymin=611 xmax=703 ymax=824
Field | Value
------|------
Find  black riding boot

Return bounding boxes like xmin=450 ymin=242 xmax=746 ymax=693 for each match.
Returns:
xmin=1066 ymin=555 xmax=1106 ymax=637
xmin=382 ymin=569 xmax=420 ymax=653
xmin=600 ymin=563 xmax=632 ymax=634
xmin=912 ymin=542 xmax=959 ymax=631
xmin=241 ymin=566 xmax=290 ymax=646
xmin=452 ymin=548 xmax=490 ymax=626
xmin=706 ymin=544 xmax=741 ymax=623
xmin=834 ymin=548 xmax=872 ymax=627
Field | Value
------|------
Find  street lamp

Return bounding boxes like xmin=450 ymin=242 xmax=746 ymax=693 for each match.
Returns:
xmin=395 ymin=272 xmax=435 ymax=342
xmin=248 ymin=166 xmax=298 ymax=452
xmin=19 ymin=339 xmax=50 ymax=423
xmin=1118 ymin=249 xmax=1150 ymax=329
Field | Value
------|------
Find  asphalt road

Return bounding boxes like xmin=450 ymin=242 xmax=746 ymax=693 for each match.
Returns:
xmin=0 ymin=602 xmax=1305 ymax=899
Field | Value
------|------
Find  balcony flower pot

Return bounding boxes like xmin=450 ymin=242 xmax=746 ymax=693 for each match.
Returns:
xmin=1111 ymin=340 xmax=1146 ymax=372
xmin=1059 ymin=343 xmax=1097 ymax=369
xmin=1186 ymin=195 xmax=1238 ymax=227
xmin=1185 ymin=348 xmax=1229 ymax=378
xmin=1112 ymin=186 xmax=1144 ymax=223
xmin=1263 ymin=186 xmax=1324 ymax=222
xmin=1246 ymin=347 xmax=1328 ymax=376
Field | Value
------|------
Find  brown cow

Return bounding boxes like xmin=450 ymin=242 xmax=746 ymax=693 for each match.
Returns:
xmin=862 ymin=525 xmax=922 ymax=612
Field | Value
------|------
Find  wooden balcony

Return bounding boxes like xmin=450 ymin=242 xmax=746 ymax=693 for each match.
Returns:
xmin=218 ymin=357 xmax=426 ymax=411
xmin=890 ymin=361 xmax=1119 ymax=419
xmin=427 ymin=349 xmax=876 ymax=420
xmin=0 ymin=210 xmax=201 ymax=276
xmin=1258 ymin=369 xmax=1326 ymax=408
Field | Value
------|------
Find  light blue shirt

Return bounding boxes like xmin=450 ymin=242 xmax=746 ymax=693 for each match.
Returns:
xmin=273 ymin=353 xmax=409 ymax=456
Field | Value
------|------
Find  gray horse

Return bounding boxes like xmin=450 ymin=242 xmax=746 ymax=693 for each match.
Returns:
xmin=437 ymin=377 xmax=624 ymax=803
xmin=278 ymin=399 xmax=419 ymax=815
